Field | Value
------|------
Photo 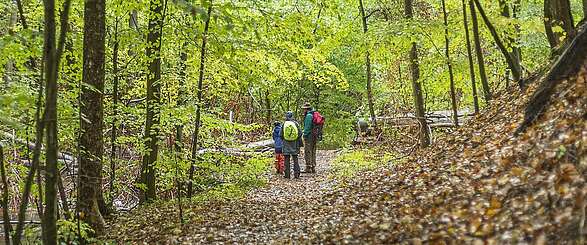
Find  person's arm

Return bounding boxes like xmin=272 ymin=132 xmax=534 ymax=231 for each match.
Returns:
xmin=303 ymin=113 xmax=313 ymax=137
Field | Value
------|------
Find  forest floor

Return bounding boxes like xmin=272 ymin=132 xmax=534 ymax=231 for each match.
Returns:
xmin=106 ymin=62 xmax=586 ymax=244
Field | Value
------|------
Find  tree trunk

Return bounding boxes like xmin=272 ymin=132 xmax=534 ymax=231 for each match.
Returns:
xmin=469 ymin=0 xmax=492 ymax=103
xmin=473 ymin=0 xmax=522 ymax=86
xmin=56 ymin=171 xmax=70 ymax=220
xmin=188 ymin=1 xmax=213 ymax=198
xmin=512 ymin=0 xmax=522 ymax=68
xmin=42 ymin=0 xmax=72 ymax=242
xmin=583 ymin=0 xmax=587 ymax=19
xmin=109 ymin=21 xmax=119 ymax=208
xmin=499 ymin=0 xmax=522 ymax=82
xmin=442 ymin=0 xmax=459 ymax=126
xmin=405 ymin=0 xmax=430 ymax=147
xmin=140 ymin=0 xmax=165 ymax=203
xmin=0 ymin=144 xmax=12 ymax=245
xmin=462 ymin=0 xmax=479 ymax=114
xmin=359 ymin=0 xmax=377 ymax=129
xmin=544 ymin=0 xmax=575 ymax=49
xmin=265 ymin=89 xmax=271 ymax=124
xmin=174 ymin=45 xmax=187 ymax=223
xmin=79 ymin=0 xmax=106 ymax=235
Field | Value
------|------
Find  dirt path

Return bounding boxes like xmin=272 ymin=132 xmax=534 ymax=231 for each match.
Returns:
xmin=176 ymin=150 xmax=341 ymax=244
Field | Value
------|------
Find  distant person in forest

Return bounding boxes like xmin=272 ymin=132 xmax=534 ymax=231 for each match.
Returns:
xmin=302 ymin=103 xmax=325 ymax=173
xmin=272 ymin=121 xmax=285 ymax=175
xmin=280 ymin=111 xmax=303 ymax=179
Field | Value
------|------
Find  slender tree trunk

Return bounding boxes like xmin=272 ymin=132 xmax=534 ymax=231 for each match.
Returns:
xmin=583 ymin=0 xmax=587 ymax=19
xmin=359 ymin=0 xmax=377 ymax=129
xmin=109 ymin=21 xmax=119 ymax=208
xmin=405 ymin=0 xmax=430 ymax=147
xmin=140 ymin=0 xmax=165 ymax=203
xmin=473 ymin=0 xmax=522 ymax=86
xmin=499 ymin=0 xmax=522 ymax=82
xmin=0 ymin=144 xmax=12 ymax=245
xmin=56 ymin=171 xmax=69 ymax=220
xmin=441 ymin=0 xmax=459 ymax=126
xmin=174 ymin=45 xmax=187 ymax=223
xmin=469 ymin=0 xmax=492 ymax=103
xmin=4 ymin=10 xmax=17 ymax=87
xmin=79 ymin=0 xmax=106 ymax=234
xmin=462 ymin=0 xmax=479 ymax=114
xmin=265 ymin=90 xmax=272 ymax=124
xmin=42 ymin=0 xmax=72 ymax=243
xmin=188 ymin=1 xmax=213 ymax=198
xmin=512 ymin=0 xmax=522 ymax=68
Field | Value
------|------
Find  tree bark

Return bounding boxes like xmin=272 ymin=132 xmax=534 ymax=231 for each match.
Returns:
xmin=0 ymin=144 xmax=12 ymax=245
xmin=442 ymin=0 xmax=459 ymax=126
xmin=462 ymin=0 xmax=479 ymax=114
xmin=544 ymin=0 xmax=575 ymax=49
xmin=473 ymin=0 xmax=522 ymax=87
xmin=140 ymin=0 xmax=165 ymax=203
xmin=405 ymin=0 xmax=430 ymax=147
xmin=175 ymin=44 xmax=187 ymax=223
xmin=42 ymin=0 xmax=72 ymax=243
xmin=359 ymin=0 xmax=377 ymax=129
xmin=56 ymin=171 xmax=69 ymax=220
xmin=109 ymin=20 xmax=120 ymax=208
xmin=79 ymin=0 xmax=106 ymax=235
xmin=469 ymin=0 xmax=492 ymax=103
xmin=188 ymin=1 xmax=213 ymax=198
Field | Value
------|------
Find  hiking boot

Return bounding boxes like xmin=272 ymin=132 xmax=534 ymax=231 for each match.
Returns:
xmin=302 ymin=168 xmax=312 ymax=173
xmin=294 ymin=173 xmax=300 ymax=179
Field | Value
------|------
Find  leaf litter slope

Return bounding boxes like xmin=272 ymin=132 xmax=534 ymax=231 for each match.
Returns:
xmin=107 ymin=65 xmax=586 ymax=244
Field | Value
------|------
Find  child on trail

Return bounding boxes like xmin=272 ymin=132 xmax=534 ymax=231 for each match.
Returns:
xmin=272 ymin=121 xmax=285 ymax=175
xmin=280 ymin=111 xmax=303 ymax=179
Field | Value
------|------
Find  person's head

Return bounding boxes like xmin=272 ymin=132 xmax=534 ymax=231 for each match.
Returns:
xmin=273 ymin=121 xmax=281 ymax=127
xmin=285 ymin=111 xmax=294 ymax=120
xmin=301 ymin=102 xmax=311 ymax=114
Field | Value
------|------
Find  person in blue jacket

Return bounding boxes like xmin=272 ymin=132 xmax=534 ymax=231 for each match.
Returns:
xmin=272 ymin=121 xmax=285 ymax=174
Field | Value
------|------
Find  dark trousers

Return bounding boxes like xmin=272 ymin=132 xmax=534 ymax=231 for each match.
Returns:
xmin=284 ymin=154 xmax=300 ymax=178
xmin=304 ymin=135 xmax=317 ymax=171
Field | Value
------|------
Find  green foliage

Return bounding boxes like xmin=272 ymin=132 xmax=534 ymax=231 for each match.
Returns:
xmin=57 ymin=219 xmax=97 ymax=244
xmin=21 ymin=219 xmax=96 ymax=244
xmin=329 ymin=149 xmax=388 ymax=179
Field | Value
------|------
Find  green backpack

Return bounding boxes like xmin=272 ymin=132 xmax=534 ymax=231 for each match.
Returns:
xmin=283 ymin=121 xmax=298 ymax=141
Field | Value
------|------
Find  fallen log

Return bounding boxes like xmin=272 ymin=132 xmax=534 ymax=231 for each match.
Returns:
xmin=1 ymin=131 xmax=76 ymax=163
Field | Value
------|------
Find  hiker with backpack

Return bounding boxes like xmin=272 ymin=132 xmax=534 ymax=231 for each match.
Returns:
xmin=301 ymin=103 xmax=324 ymax=174
xmin=272 ymin=121 xmax=285 ymax=175
xmin=280 ymin=111 xmax=303 ymax=179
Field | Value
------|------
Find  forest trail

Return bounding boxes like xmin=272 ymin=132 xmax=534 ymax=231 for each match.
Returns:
xmin=175 ymin=150 xmax=341 ymax=243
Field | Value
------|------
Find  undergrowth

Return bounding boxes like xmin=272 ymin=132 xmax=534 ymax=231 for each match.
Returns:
xmin=329 ymin=148 xmax=396 ymax=180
